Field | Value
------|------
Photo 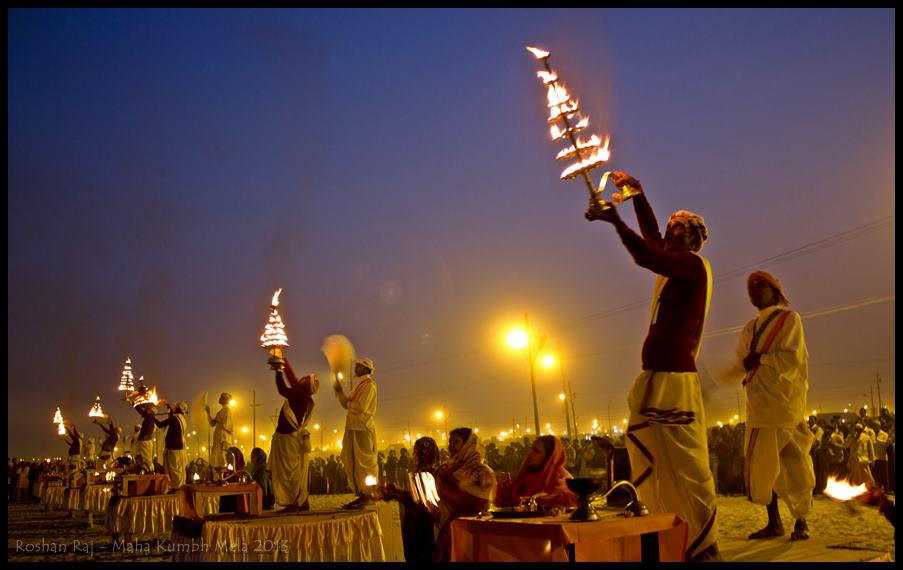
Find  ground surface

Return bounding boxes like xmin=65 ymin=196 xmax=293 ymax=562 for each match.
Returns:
xmin=7 ymin=494 xmax=894 ymax=562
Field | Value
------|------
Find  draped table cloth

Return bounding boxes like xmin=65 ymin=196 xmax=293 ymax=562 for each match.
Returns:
xmin=451 ymin=511 xmax=688 ymax=562
xmin=106 ymin=493 xmax=183 ymax=541
xmin=171 ymin=508 xmax=387 ymax=562
xmin=180 ymin=482 xmax=264 ymax=519
xmin=41 ymin=484 xmax=66 ymax=511
xmin=66 ymin=487 xmax=82 ymax=513
xmin=82 ymin=484 xmax=114 ymax=526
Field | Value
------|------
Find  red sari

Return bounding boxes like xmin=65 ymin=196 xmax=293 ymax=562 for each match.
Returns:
xmin=496 ymin=437 xmax=578 ymax=509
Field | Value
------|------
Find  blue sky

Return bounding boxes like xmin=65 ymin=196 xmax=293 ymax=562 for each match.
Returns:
xmin=8 ymin=9 xmax=894 ymax=455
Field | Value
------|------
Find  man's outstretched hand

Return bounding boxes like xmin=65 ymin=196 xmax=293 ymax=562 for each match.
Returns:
xmin=585 ymin=200 xmax=621 ymax=223
xmin=610 ymin=171 xmax=642 ymax=192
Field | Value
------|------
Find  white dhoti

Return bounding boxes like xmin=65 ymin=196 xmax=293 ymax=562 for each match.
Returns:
xmin=743 ymin=423 xmax=815 ymax=520
xmin=210 ymin=437 xmax=230 ymax=468
xmin=342 ymin=428 xmax=378 ymax=494
xmin=133 ymin=440 xmax=154 ymax=464
xmin=626 ymin=370 xmax=718 ymax=560
xmin=269 ymin=429 xmax=312 ymax=508
xmin=164 ymin=449 xmax=189 ymax=488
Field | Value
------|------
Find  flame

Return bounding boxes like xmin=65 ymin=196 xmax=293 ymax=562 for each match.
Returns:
xmin=556 ymin=134 xmax=602 ymax=160
xmin=536 ymin=70 xmax=557 ymax=84
xmin=547 ymin=100 xmax=579 ymax=123
xmin=560 ymin=136 xmax=611 ymax=180
xmin=546 ymin=83 xmax=571 ymax=107
xmin=88 ymin=396 xmax=105 ymax=418
xmin=260 ymin=290 xmax=289 ymax=348
xmin=824 ymin=477 xmax=867 ymax=501
xmin=526 ymin=46 xmax=550 ymax=59
xmin=549 ymin=117 xmax=589 ymax=142
xmin=133 ymin=386 xmax=160 ymax=407
xmin=58 ymin=422 xmax=67 ymax=435
xmin=119 ymin=357 xmax=135 ymax=392
xmin=365 ymin=475 xmax=379 ymax=487
xmin=192 ymin=473 xmax=201 ymax=481
xmin=226 ymin=463 xmax=234 ymax=471
xmin=53 ymin=406 xmax=64 ymax=425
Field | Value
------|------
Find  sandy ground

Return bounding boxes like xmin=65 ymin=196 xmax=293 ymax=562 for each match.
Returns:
xmin=7 ymin=493 xmax=894 ymax=562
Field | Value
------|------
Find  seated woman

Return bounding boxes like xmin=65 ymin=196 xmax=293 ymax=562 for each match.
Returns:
xmin=434 ymin=428 xmax=496 ymax=562
xmin=495 ymin=435 xmax=578 ymax=511
xmin=381 ymin=437 xmax=442 ymax=563
xmin=247 ymin=448 xmax=274 ymax=509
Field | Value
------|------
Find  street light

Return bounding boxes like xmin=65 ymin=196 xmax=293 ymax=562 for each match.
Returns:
xmin=505 ymin=314 xmax=547 ymax=436
xmin=433 ymin=407 xmax=449 ymax=435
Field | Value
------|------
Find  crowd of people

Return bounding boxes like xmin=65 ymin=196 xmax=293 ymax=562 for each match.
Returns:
xmin=704 ymin=406 xmax=896 ymax=497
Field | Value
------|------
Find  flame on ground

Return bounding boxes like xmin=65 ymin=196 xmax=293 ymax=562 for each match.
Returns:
xmin=824 ymin=476 xmax=867 ymax=501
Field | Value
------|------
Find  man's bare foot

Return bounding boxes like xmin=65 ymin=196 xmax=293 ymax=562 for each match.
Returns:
xmin=790 ymin=519 xmax=809 ymax=541
xmin=748 ymin=524 xmax=785 ymax=539
xmin=688 ymin=543 xmax=722 ymax=562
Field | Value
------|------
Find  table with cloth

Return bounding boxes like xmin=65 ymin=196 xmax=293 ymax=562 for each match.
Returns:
xmin=106 ymin=493 xmax=183 ymax=541
xmin=66 ymin=486 xmax=82 ymax=516
xmin=170 ymin=507 xmax=388 ymax=562
xmin=41 ymin=483 xmax=66 ymax=511
xmin=179 ymin=482 xmax=264 ymax=519
xmin=82 ymin=484 xmax=114 ymax=526
xmin=451 ymin=510 xmax=688 ymax=562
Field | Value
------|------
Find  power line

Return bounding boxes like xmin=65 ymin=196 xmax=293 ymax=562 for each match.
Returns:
xmin=380 ymin=216 xmax=893 ymax=376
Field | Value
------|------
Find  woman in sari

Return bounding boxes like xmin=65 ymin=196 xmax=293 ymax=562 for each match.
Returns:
xmin=435 ymin=428 xmax=496 ymax=562
xmin=381 ymin=437 xmax=442 ymax=563
xmin=495 ymin=435 xmax=578 ymax=510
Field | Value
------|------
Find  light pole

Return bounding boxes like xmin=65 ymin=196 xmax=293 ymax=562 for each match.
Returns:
xmin=433 ymin=408 xmax=449 ymax=439
xmin=506 ymin=314 xmax=546 ymax=436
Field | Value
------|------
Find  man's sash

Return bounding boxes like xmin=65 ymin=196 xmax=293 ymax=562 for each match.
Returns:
xmin=742 ymin=310 xmax=792 ymax=386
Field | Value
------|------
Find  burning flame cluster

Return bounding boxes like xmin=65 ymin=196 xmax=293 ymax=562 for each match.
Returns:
xmin=823 ymin=476 xmax=867 ymax=501
xmin=118 ymin=357 xmax=135 ymax=392
xmin=53 ymin=406 xmax=66 ymax=435
xmin=88 ymin=396 xmax=105 ymax=418
xmin=131 ymin=385 xmax=160 ymax=407
xmin=526 ymin=46 xmax=612 ymax=184
xmin=260 ymin=288 xmax=289 ymax=349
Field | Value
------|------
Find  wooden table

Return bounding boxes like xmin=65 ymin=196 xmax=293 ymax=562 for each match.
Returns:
xmin=451 ymin=510 xmax=688 ymax=562
xmin=180 ymin=482 xmax=263 ymax=519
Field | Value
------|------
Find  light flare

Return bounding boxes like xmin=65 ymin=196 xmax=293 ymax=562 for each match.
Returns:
xmin=824 ymin=477 xmax=867 ymax=501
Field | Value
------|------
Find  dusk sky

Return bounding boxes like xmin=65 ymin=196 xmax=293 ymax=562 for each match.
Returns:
xmin=8 ymin=9 xmax=894 ymax=457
